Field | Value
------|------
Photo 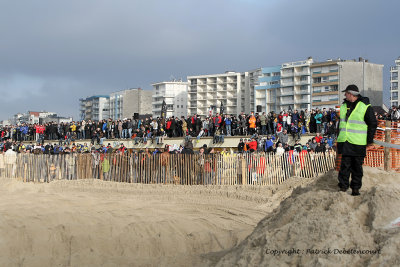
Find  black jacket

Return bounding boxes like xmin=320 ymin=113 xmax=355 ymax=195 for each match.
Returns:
xmin=337 ymin=95 xmax=377 ymax=157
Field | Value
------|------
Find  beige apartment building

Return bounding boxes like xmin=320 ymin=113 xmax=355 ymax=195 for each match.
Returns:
xmin=311 ymin=58 xmax=383 ymax=109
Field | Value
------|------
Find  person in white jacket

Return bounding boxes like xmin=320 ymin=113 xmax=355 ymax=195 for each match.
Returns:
xmin=276 ymin=143 xmax=285 ymax=156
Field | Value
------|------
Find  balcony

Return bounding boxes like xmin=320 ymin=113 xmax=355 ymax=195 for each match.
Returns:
xmin=280 ymin=99 xmax=294 ymax=105
xmin=295 ymin=98 xmax=310 ymax=104
xmin=298 ymin=90 xmax=311 ymax=95
xmin=282 ymin=60 xmax=309 ymax=68
xmin=391 ymin=66 xmax=398 ymax=71
xmin=152 ymin=100 xmax=163 ymax=105
xmin=280 ymin=90 xmax=294 ymax=96
xmin=280 ymin=71 xmax=294 ymax=78
xmin=280 ymin=81 xmax=294 ymax=87
xmin=295 ymin=80 xmax=310 ymax=86
xmin=295 ymin=70 xmax=310 ymax=76
xmin=226 ymin=102 xmax=237 ymax=107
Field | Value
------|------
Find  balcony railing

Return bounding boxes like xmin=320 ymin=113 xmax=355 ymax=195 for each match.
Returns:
xmin=294 ymin=70 xmax=310 ymax=76
xmin=280 ymin=72 xmax=294 ymax=78
xmin=295 ymin=80 xmax=310 ymax=86
xmin=295 ymin=98 xmax=310 ymax=104
xmin=298 ymin=90 xmax=311 ymax=95
xmin=280 ymin=100 xmax=294 ymax=105
xmin=282 ymin=60 xmax=309 ymax=68
xmin=280 ymin=90 xmax=294 ymax=96
xmin=281 ymin=81 xmax=294 ymax=87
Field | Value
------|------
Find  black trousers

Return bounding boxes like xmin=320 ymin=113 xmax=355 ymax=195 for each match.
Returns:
xmin=338 ymin=155 xmax=365 ymax=190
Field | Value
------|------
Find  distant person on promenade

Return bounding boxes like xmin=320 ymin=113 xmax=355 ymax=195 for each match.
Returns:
xmin=337 ymin=85 xmax=377 ymax=196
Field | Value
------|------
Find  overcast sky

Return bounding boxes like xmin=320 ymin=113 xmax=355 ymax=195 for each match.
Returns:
xmin=0 ymin=0 xmax=399 ymax=120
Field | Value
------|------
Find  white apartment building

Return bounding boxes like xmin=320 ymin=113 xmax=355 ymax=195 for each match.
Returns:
xmin=12 ymin=111 xmax=70 ymax=124
xmin=390 ymin=57 xmax=400 ymax=107
xmin=152 ymin=81 xmax=188 ymax=118
xmin=279 ymin=58 xmax=313 ymax=111
xmin=79 ymin=95 xmax=110 ymax=121
xmin=187 ymin=71 xmax=255 ymax=116
xmin=109 ymin=88 xmax=152 ymax=120
xmin=254 ymin=58 xmax=312 ymax=114
xmin=254 ymin=66 xmax=281 ymax=113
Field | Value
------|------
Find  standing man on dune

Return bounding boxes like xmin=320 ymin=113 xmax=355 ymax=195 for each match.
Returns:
xmin=337 ymin=84 xmax=377 ymax=196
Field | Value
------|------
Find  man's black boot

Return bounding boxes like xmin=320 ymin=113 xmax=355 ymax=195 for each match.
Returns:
xmin=351 ymin=189 xmax=360 ymax=196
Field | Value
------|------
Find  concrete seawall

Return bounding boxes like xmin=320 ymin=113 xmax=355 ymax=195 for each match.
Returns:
xmin=25 ymin=134 xmax=320 ymax=150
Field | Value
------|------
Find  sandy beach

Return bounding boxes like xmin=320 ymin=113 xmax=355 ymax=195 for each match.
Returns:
xmin=0 ymin=167 xmax=399 ymax=266
xmin=0 ymin=176 xmax=310 ymax=267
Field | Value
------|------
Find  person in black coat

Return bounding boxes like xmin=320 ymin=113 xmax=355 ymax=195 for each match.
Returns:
xmin=337 ymin=85 xmax=377 ymax=196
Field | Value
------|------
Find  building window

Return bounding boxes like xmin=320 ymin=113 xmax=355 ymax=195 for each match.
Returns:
xmin=392 ymin=82 xmax=398 ymax=90
xmin=392 ymin=92 xmax=398 ymax=100
xmin=313 ymin=67 xmax=321 ymax=74
xmin=314 ymin=77 xmax=321 ymax=83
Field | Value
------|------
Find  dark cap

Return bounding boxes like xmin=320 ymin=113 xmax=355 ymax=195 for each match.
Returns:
xmin=342 ymin=84 xmax=360 ymax=95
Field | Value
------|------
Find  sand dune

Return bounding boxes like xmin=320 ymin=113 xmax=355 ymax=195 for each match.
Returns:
xmin=212 ymin=167 xmax=400 ymax=267
xmin=0 ymin=177 xmax=311 ymax=267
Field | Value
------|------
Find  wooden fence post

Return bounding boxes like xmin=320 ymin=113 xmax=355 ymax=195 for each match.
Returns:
xmin=384 ymin=120 xmax=391 ymax=171
xmin=241 ymin=156 xmax=246 ymax=185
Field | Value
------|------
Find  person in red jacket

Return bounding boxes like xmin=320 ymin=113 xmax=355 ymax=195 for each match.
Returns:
xmin=213 ymin=113 xmax=222 ymax=127
xmin=248 ymin=137 xmax=258 ymax=152
xmin=314 ymin=132 xmax=323 ymax=143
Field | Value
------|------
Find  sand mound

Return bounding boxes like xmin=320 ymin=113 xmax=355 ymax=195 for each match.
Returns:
xmin=0 ymin=177 xmax=311 ymax=267
xmin=212 ymin=167 xmax=400 ymax=267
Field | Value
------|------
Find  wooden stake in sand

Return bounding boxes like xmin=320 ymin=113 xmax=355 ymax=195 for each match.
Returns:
xmin=384 ymin=120 xmax=392 ymax=171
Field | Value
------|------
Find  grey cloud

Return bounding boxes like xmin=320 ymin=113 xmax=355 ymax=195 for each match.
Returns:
xmin=0 ymin=0 xmax=399 ymax=120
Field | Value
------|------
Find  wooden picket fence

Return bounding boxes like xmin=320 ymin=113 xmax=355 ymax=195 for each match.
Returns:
xmin=0 ymin=151 xmax=336 ymax=185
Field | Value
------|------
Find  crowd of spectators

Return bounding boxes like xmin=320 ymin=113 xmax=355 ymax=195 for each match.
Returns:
xmin=0 ymin=107 xmax=342 ymax=157
xmin=1 ymin=108 xmax=340 ymax=145
xmin=2 ymin=103 xmax=393 ymax=157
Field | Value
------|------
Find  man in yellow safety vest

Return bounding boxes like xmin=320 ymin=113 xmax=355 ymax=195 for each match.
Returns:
xmin=337 ymin=84 xmax=377 ymax=196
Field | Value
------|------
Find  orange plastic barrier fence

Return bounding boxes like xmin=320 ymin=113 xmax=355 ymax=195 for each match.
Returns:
xmin=336 ymin=120 xmax=400 ymax=172
xmin=364 ymin=120 xmax=400 ymax=172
